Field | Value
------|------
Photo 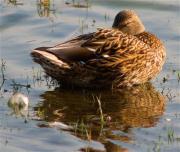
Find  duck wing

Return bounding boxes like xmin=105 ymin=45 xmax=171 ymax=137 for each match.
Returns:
xmin=33 ymin=28 xmax=151 ymax=63
xmin=34 ymin=33 xmax=96 ymax=61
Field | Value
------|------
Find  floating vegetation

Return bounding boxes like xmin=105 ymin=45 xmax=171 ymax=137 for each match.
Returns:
xmin=6 ymin=0 xmax=23 ymax=6
xmin=167 ymin=127 xmax=175 ymax=144
xmin=0 ymin=59 xmax=6 ymax=92
xmin=36 ymin=107 xmax=45 ymax=120
xmin=10 ymin=79 xmax=31 ymax=93
xmin=36 ymin=0 xmax=56 ymax=18
xmin=177 ymin=73 xmax=180 ymax=82
xmin=152 ymin=141 xmax=162 ymax=152
xmin=73 ymin=119 xmax=92 ymax=141
xmin=162 ymin=76 xmax=168 ymax=83
xmin=175 ymin=70 xmax=180 ymax=82
xmin=65 ymin=0 xmax=91 ymax=8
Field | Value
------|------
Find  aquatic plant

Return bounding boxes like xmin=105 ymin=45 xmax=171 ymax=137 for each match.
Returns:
xmin=0 ymin=59 xmax=6 ymax=91
xmin=79 ymin=19 xmax=89 ymax=34
xmin=6 ymin=0 xmax=23 ymax=6
xmin=10 ymin=79 xmax=31 ymax=93
xmin=167 ymin=127 xmax=175 ymax=144
xmin=65 ymin=0 xmax=91 ymax=8
xmin=36 ymin=0 xmax=56 ymax=18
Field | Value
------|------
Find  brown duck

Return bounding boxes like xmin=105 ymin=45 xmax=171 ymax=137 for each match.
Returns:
xmin=31 ymin=10 xmax=166 ymax=88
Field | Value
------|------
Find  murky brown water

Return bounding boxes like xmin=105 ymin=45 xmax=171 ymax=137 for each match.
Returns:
xmin=0 ymin=0 xmax=180 ymax=151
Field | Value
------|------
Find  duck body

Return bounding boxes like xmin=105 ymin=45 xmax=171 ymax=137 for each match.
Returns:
xmin=31 ymin=10 xmax=166 ymax=89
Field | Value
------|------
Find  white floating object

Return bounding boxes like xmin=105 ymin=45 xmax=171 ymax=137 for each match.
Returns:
xmin=8 ymin=92 xmax=29 ymax=117
xmin=49 ymin=121 xmax=73 ymax=130
xmin=165 ymin=118 xmax=171 ymax=122
xmin=8 ymin=92 xmax=29 ymax=108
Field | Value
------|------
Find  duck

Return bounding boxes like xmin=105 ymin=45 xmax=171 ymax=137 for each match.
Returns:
xmin=31 ymin=10 xmax=166 ymax=89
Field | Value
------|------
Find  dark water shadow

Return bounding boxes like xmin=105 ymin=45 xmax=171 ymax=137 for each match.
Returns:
xmin=34 ymin=83 xmax=165 ymax=151
xmin=0 ymin=13 xmax=30 ymax=30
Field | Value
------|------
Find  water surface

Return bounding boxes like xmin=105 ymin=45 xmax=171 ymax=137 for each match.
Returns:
xmin=0 ymin=0 xmax=180 ymax=151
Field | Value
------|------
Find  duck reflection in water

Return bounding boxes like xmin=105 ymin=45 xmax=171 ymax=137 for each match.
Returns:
xmin=34 ymin=83 xmax=165 ymax=152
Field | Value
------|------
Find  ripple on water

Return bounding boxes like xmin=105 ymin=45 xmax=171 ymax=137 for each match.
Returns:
xmin=0 ymin=0 xmax=180 ymax=152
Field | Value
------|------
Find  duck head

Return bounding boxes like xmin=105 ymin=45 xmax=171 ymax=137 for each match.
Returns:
xmin=112 ymin=10 xmax=145 ymax=35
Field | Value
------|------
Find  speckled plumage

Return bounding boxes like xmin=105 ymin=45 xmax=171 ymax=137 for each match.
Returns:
xmin=31 ymin=10 xmax=166 ymax=89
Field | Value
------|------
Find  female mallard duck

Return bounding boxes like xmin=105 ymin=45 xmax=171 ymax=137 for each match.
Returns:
xmin=31 ymin=10 xmax=166 ymax=88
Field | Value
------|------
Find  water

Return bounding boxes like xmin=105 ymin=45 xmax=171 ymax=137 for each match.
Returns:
xmin=0 ymin=0 xmax=180 ymax=151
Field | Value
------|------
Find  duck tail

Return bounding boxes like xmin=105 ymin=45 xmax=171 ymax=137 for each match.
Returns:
xmin=31 ymin=48 xmax=71 ymax=79
xmin=31 ymin=47 xmax=70 ymax=67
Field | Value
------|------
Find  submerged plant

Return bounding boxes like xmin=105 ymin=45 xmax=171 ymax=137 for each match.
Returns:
xmin=79 ymin=19 xmax=88 ymax=34
xmin=167 ymin=127 xmax=175 ymax=144
xmin=95 ymin=96 xmax=105 ymax=126
xmin=176 ymin=71 xmax=180 ymax=82
xmin=6 ymin=0 xmax=23 ymax=6
xmin=0 ymin=59 xmax=6 ymax=91
xmin=66 ymin=0 xmax=91 ymax=8
xmin=36 ymin=0 xmax=56 ymax=18
xmin=73 ymin=119 xmax=92 ymax=141
xmin=10 ymin=79 xmax=31 ymax=93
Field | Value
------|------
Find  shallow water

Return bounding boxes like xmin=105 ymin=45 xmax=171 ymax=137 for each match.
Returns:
xmin=0 ymin=0 xmax=180 ymax=151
